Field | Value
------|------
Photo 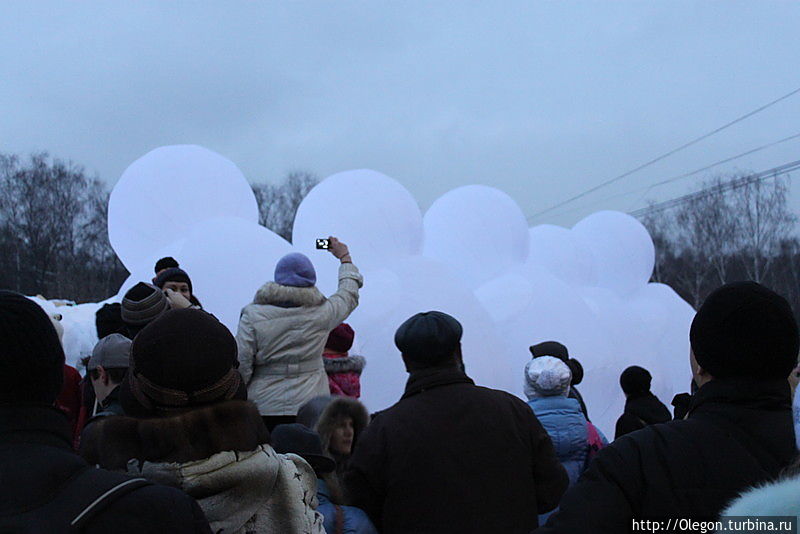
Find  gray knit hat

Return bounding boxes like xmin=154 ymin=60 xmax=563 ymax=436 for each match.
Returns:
xmin=121 ymin=282 xmax=170 ymax=326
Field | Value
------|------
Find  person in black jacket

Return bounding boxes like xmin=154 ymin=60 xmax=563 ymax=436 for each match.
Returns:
xmin=614 ymin=365 xmax=671 ymax=439
xmin=344 ymin=311 xmax=568 ymax=534
xmin=0 ymin=290 xmax=211 ymax=533
xmin=537 ymin=282 xmax=799 ymax=532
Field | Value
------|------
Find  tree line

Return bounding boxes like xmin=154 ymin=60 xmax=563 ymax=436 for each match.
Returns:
xmin=0 ymin=152 xmax=317 ymax=302
xmin=638 ymin=172 xmax=799 ymax=318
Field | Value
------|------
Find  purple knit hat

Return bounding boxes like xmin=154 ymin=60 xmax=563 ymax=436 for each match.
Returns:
xmin=274 ymin=253 xmax=317 ymax=288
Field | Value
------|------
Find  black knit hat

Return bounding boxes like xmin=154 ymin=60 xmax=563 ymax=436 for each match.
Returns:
xmin=154 ymin=256 xmax=179 ymax=274
xmin=690 ymin=282 xmax=799 ymax=379
xmin=271 ymin=423 xmax=336 ymax=475
xmin=95 ymin=302 xmax=126 ymax=339
xmin=121 ymin=282 xmax=170 ymax=327
xmin=395 ymin=311 xmax=463 ymax=367
xmin=154 ymin=267 xmax=193 ymax=295
xmin=120 ymin=308 xmax=244 ymax=416
xmin=0 ymin=291 xmax=65 ymax=404
xmin=620 ymin=365 xmax=651 ymax=396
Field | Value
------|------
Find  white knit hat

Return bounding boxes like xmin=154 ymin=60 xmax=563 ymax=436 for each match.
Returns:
xmin=524 ymin=356 xmax=572 ymax=399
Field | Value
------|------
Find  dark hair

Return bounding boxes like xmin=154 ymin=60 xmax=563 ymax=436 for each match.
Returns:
xmin=154 ymin=257 xmax=179 ymax=274
xmin=95 ymin=303 xmax=125 ymax=339
xmin=89 ymin=367 xmax=128 ymax=384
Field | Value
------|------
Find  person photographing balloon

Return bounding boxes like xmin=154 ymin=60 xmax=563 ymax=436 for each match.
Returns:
xmin=235 ymin=236 xmax=363 ymax=431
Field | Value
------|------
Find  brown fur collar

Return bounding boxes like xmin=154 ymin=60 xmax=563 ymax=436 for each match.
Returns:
xmin=80 ymin=400 xmax=269 ymax=471
xmin=253 ymin=282 xmax=326 ymax=307
xmin=323 ymin=354 xmax=366 ymax=374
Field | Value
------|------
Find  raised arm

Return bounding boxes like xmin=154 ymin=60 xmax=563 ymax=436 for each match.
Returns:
xmin=323 ymin=237 xmax=364 ymax=329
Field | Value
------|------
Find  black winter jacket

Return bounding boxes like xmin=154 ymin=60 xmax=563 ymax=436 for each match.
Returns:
xmin=538 ymin=377 xmax=797 ymax=533
xmin=0 ymin=405 xmax=211 ymax=533
xmin=344 ymin=367 xmax=568 ymax=534
xmin=614 ymin=391 xmax=672 ymax=439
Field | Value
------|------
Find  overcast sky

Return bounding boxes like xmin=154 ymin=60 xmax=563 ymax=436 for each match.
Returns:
xmin=2 ymin=1 xmax=799 ymax=226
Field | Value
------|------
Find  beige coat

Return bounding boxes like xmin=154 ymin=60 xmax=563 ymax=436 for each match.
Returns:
xmin=236 ymin=263 xmax=363 ymax=416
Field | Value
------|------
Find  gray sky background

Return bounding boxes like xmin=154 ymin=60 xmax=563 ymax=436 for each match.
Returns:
xmin=2 ymin=1 xmax=799 ymax=226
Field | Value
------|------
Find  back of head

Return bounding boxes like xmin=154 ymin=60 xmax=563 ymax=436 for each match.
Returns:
xmin=0 ymin=291 xmax=64 ymax=405
xmin=326 ymin=323 xmax=355 ymax=353
xmin=271 ymin=423 xmax=336 ymax=476
xmin=529 ymin=341 xmax=569 ymax=362
xmin=89 ymin=333 xmax=132 ymax=372
xmin=274 ymin=252 xmax=317 ymax=288
xmin=620 ymin=365 xmax=651 ymax=397
xmin=120 ymin=308 xmax=245 ymax=416
xmin=524 ymin=356 xmax=572 ymax=399
xmin=95 ymin=302 xmax=125 ymax=339
xmin=395 ymin=311 xmax=463 ymax=370
xmin=121 ymin=282 xmax=170 ymax=335
xmin=690 ymin=282 xmax=799 ymax=380
xmin=154 ymin=256 xmax=179 ymax=274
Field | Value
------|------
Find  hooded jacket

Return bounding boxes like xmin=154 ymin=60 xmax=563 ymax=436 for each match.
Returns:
xmin=236 ymin=263 xmax=363 ymax=416
xmin=537 ymin=378 xmax=797 ymax=533
xmin=80 ymin=400 xmax=325 ymax=534
xmin=614 ymin=391 xmax=672 ymax=439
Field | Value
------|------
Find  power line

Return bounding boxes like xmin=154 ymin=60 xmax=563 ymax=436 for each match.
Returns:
xmin=541 ymin=131 xmax=800 ymax=220
xmin=528 ymin=84 xmax=800 ymax=221
xmin=629 ymin=159 xmax=800 ymax=218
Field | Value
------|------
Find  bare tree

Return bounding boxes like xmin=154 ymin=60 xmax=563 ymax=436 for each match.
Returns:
xmin=252 ymin=171 xmax=318 ymax=242
xmin=733 ymin=174 xmax=796 ymax=282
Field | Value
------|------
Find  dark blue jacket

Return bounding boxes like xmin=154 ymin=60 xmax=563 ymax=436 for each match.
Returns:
xmin=317 ymin=478 xmax=378 ymax=534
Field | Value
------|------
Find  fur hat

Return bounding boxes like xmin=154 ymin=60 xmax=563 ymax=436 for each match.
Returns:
xmin=153 ymin=267 xmax=193 ymax=295
xmin=524 ymin=356 xmax=571 ymax=399
xmin=274 ymin=253 xmax=316 ymax=288
xmin=296 ymin=395 xmax=370 ymax=454
xmin=395 ymin=311 xmax=463 ymax=367
xmin=0 ymin=291 xmax=65 ymax=404
xmin=326 ymin=323 xmax=355 ymax=353
xmin=690 ymin=282 xmax=799 ymax=379
xmin=620 ymin=365 xmax=651 ymax=396
xmin=120 ymin=309 xmax=245 ymax=416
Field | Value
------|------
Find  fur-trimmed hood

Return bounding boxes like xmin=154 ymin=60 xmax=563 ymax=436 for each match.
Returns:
xmin=721 ymin=473 xmax=800 ymax=519
xmin=80 ymin=400 xmax=325 ymax=534
xmin=323 ymin=353 xmax=366 ymax=375
xmin=80 ymin=400 xmax=269 ymax=470
xmin=254 ymin=282 xmax=327 ymax=307
xmin=296 ymin=395 xmax=370 ymax=453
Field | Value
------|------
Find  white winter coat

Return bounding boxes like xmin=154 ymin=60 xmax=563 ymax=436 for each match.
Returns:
xmin=236 ymin=262 xmax=363 ymax=416
xmin=720 ymin=474 xmax=800 ymax=530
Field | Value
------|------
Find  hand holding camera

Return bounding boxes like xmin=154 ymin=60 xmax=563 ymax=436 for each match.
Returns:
xmin=317 ymin=236 xmax=351 ymax=263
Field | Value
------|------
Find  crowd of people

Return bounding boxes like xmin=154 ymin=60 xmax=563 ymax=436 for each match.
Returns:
xmin=2 ymin=237 xmax=800 ymax=533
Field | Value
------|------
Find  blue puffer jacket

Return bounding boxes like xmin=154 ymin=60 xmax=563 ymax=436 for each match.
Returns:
xmin=317 ymin=479 xmax=378 ymax=534
xmin=527 ymin=396 xmax=607 ymax=524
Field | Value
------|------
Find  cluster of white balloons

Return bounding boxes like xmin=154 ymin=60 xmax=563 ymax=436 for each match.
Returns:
xmin=103 ymin=145 xmax=695 ymax=436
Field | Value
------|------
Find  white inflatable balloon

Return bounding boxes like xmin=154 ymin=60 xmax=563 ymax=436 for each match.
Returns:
xmin=108 ymin=145 xmax=259 ymax=271
xmin=178 ymin=217 xmax=292 ymax=333
xmin=423 ymin=186 xmax=529 ymax=289
xmin=572 ymin=211 xmax=654 ymax=296
xmin=527 ymin=224 xmax=596 ymax=287
xmin=292 ymin=169 xmax=424 ymax=282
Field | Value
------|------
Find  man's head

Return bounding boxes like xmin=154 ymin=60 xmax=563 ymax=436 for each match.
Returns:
xmin=0 ymin=291 xmax=65 ymax=405
xmin=690 ymin=282 xmax=799 ymax=385
xmin=121 ymin=282 xmax=170 ymax=338
xmin=120 ymin=308 xmax=245 ymax=417
xmin=395 ymin=311 xmax=463 ymax=371
xmin=88 ymin=334 xmax=131 ymax=404
xmin=620 ymin=365 xmax=652 ymax=398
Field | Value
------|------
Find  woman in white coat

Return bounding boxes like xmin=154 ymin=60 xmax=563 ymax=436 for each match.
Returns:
xmin=236 ymin=237 xmax=363 ymax=431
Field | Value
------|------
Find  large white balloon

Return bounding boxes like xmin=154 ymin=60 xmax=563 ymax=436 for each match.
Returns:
xmin=572 ymin=211 xmax=655 ymax=296
xmin=108 ymin=145 xmax=259 ymax=271
xmin=178 ymin=217 xmax=292 ymax=332
xmin=423 ymin=186 xmax=529 ymax=289
xmin=527 ymin=224 xmax=596 ymax=287
xmin=292 ymin=169 xmax=424 ymax=290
